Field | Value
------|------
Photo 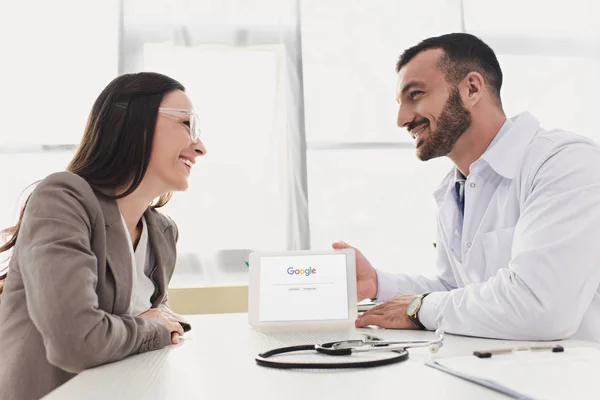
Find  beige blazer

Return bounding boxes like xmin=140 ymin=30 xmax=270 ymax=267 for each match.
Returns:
xmin=0 ymin=171 xmax=190 ymax=400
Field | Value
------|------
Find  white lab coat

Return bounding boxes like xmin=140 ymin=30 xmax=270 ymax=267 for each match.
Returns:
xmin=376 ymin=112 xmax=600 ymax=342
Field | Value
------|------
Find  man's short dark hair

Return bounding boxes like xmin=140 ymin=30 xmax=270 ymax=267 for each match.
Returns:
xmin=396 ymin=33 xmax=503 ymax=105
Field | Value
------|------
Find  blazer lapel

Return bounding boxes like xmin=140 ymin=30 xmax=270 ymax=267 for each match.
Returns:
xmin=144 ymin=209 xmax=176 ymax=307
xmin=96 ymin=193 xmax=133 ymax=315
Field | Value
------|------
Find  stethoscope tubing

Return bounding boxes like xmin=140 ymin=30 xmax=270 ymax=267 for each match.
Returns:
xmin=256 ymin=342 xmax=410 ymax=369
xmin=255 ymin=330 xmax=444 ymax=369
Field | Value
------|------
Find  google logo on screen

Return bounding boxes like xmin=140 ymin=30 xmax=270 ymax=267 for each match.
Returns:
xmin=287 ymin=267 xmax=317 ymax=276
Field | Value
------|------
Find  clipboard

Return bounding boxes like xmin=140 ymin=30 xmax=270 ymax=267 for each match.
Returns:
xmin=425 ymin=347 xmax=600 ymax=400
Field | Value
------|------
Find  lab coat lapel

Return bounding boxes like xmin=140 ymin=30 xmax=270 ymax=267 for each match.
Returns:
xmin=434 ymin=180 xmax=458 ymax=255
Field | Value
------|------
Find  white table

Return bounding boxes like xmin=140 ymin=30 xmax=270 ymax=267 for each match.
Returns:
xmin=44 ymin=313 xmax=596 ymax=399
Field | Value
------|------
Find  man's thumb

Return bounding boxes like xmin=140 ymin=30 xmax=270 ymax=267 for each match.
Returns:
xmin=332 ymin=240 xmax=351 ymax=249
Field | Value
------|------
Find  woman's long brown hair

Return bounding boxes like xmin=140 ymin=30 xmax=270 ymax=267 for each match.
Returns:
xmin=0 ymin=72 xmax=185 ymax=286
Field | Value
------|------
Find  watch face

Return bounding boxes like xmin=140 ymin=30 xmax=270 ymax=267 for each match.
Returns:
xmin=407 ymin=297 xmax=420 ymax=315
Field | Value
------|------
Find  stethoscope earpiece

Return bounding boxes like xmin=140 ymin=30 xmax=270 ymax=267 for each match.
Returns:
xmin=429 ymin=344 xmax=440 ymax=353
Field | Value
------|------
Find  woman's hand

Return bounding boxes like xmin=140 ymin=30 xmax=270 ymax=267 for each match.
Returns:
xmin=138 ymin=308 xmax=184 ymax=344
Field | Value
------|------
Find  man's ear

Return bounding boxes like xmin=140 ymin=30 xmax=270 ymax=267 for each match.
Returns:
xmin=460 ymin=71 xmax=485 ymax=107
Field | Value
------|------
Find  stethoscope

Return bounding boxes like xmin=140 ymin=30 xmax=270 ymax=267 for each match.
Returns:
xmin=255 ymin=329 xmax=445 ymax=369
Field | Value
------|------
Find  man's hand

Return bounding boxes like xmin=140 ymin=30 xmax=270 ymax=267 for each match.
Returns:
xmin=332 ymin=241 xmax=378 ymax=301
xmin=355 ymin=294 xmax=420 ymax=329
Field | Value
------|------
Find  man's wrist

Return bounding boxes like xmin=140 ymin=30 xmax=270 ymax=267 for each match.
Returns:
xmin=371 ymin=266 xmax=379 ymax=300
xmin=417 ymin=292 xmax=445 ymax=330
xmin=373 ymin=269 xmax=399 ymax=302
xmin=407 ymin=293 xmax=430 ymax=329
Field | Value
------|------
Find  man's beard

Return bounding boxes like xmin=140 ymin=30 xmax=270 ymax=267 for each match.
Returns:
xmin=414 ymin=88 xmax=472 ymax=161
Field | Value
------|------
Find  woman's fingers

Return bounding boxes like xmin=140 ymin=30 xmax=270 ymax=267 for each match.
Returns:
xmin=139 ymin=308 xmax=185 ymax=342
xmin=171 ymin=332 xmax=180 ymax=345
xmin=168 ymin=319 xmax=185 ymax=336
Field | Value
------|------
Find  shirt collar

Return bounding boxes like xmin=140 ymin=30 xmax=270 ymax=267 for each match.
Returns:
xmin=478 ymin=112 xmax=540 ymax=179
xmin=118 ymin=211 xmax=149 ymax=254
xmin=451 ymin=116 xmax=511 ymax=187
xmin=454 ymin=168 xmax=466 ymax=183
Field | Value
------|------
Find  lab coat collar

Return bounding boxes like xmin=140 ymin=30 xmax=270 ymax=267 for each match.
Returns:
xmin=480 ymin=112 xmax=540 ymax=179
xmin=433 ymin=170 xmax=455 ymax=206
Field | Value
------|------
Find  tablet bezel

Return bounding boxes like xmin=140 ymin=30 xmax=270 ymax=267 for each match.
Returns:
xmin=248 ymin=248 xmax=357 ymax=330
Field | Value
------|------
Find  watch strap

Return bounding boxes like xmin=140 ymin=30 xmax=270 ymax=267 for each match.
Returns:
xmin=408 ymin=293 xmax=430 ymax=330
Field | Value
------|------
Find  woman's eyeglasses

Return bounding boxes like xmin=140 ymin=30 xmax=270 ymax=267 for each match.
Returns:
xmin=115 ymin=103 xmax=202 ymax=143
xmin=158 ymin=108 xmax=201 ymax=143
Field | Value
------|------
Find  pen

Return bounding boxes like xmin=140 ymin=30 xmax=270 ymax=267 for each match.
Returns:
xmin=243 ymin=258 xmax=249 ymax=267
xmin=473 ymin=344 xmax=564 ymax=358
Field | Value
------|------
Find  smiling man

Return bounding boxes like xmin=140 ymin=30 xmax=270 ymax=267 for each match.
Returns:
xmin=333 ymin=33 xmax=600 ymax=342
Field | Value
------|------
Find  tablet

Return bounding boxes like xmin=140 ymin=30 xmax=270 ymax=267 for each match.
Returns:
xmin=248 ymin=249 xmax=357 ymax=330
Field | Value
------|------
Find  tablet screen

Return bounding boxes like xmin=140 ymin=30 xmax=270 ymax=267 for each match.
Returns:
xmin=258 ymin=253 xmax=349 ymax=322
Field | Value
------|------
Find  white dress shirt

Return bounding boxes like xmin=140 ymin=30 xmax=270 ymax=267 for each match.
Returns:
xmin=376 ymin=112 xmax=600 ymax=342
xmin=119 ymin=213 xmax=155 ymax=316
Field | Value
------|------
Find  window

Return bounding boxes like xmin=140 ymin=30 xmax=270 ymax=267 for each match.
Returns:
xmin=463 ymin=0 xmax=600 ymax=142
xmin=5 ymin=0 xmax=598 ymax=284
xmin=0 ymin=1 xmax=118 ymax=146
xmin=301 ymin=0 xmax=600 ymax=276
xmin=143 ymin=43 xmax=290 ymax=286
xmin=498 ymin=55 xmax=600 ymax=140
xmin=307 ymin=150 xmax=449 ymax=274
xmin=124 ymin=0 xmax=308 ymax=287
xmin=301 ymin=0 xmax=460 ymax=276
xmin=0 ymin=0 xmax=118 ymax=270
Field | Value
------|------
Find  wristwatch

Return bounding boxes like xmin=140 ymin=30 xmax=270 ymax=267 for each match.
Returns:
xmin=406 ymin=293 xmax=430 ymax=329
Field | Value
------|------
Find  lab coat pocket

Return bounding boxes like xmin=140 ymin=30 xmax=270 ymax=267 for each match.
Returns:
xmin=481 ymin=226 xmax=515 ymax=278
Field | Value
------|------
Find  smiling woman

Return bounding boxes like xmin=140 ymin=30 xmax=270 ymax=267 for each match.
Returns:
xmin=0 ymin=72 xmax=206 ymax=400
